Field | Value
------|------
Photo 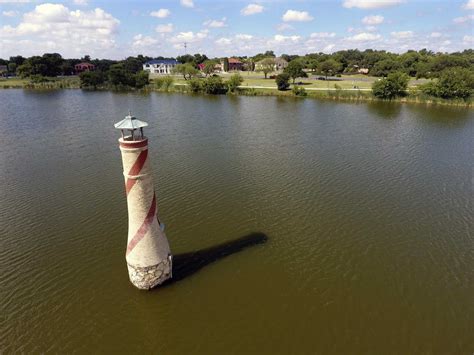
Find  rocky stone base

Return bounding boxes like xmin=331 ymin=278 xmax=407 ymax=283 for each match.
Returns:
xmin=127 ymin=257 xmax=172 ymax=290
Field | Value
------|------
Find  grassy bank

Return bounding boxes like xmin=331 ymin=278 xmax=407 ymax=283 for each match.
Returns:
xmin=1 ymin=75 xmax=471 ymax=107
xmin=0 ymin=76 xmax=80 ymax=89
xmin=152 ymin=82 xmax=473 ymax=107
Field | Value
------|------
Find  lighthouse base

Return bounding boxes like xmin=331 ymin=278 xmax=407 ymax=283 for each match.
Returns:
xmin=127 ymin=257 xmax=172 ymax=290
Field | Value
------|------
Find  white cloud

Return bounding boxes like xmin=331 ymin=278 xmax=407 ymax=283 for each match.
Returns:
xmin=150 ymin=9 xmax=170 ymax=18
xmin=155 ymin=23 xmax=173 ymax=33
xmin=347 ymin=32 xmax=381 ymax=41
xmin=215 ymin=37 xmax=231 ymax=46
xmin=277 ymin=23 xmax=294 ymax=31
xmin=203 ymin=17 xmax=226 ymax=28
xmin=0 ymin=3 xmax=120 ymax=57
xmin=463 ymin=0 xmax=474 ymax=9
xmin=310 ymin=32 xmax=336 ymax=38
xmin=343 ymin=0 xmax=404 ymax=9
xmin=169 ymin=30 xmax=208 ymax=43
xmin=323 ymin=44 xmax=335 ymax=53
xmin=453 ymin=14 xmax=474 ymax=23
xmin=362 ymin=15 xmax=384 ymax=25
xmin=390 ymin=30 xmax=413 ymax=39
xmin=2 ymin=10 xmax=18 ymax=17
xmin=430 ymin=32 xmax=442 ymax=38
xmin=180 ymin=0 xmax=194 ymax=8
xmin=273 ymin=34 xmax=300 ymax=42
xmin=133 ymin=34 xmax=158 ymax=47
xmin=282 ymin=10 xmax=313 ymax=22
xmin=241 ymin=4 xmax=264 ymax=15
xmin=463 ymin=35 xmax=474 ymax=43
xmin=235 ymin=34 xmax=253 ymax=40
xmin=73 ymin=0 xmax=88 ymax=5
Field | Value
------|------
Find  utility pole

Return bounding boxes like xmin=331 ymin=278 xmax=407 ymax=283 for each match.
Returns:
xmin=184 ymin=42 xmax=187 ymax=55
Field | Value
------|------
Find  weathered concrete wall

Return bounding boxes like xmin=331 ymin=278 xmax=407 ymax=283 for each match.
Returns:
xmin=119 ymin=137 xmax=172 ymax=289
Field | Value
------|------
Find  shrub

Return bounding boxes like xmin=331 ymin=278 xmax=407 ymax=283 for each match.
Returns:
xmin=418 ymin=68 xmax=473 ymax=99
xmin=433 ymin=67 xmax=473 ymax=99
xmin=226 ymin=73 xmax=243 ymax=93
xmin=372 ymin=71 xmax=409 ymax=99
xmin=292 ymin=85 xmax=307 ymax=97
xmin=30 ymin=74 xmax=49 ymax=83
xmin=419 ymin=81 xmax=438 ymax=97
xmin=154 ymin=75 xmax=174 ymax=91
xmin=275 ymin=73 xmax=290 ymax=90
xmin=79 ymin=71 xmax=105 ymax=89
xmin=188 ymin=78 xmax=202 ymax=93
xmin=202 ymin=76 xmax=227 ymax=94
xmin=134 ymin=70 xmax=149 ymax=88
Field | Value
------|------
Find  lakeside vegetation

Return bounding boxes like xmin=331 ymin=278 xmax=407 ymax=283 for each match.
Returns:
xmin=1 ymin=49 xmax=473 ymax=106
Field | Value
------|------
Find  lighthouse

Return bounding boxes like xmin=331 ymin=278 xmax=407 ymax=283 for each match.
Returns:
xmin=115 ymin=112 xmax=172 ymax=290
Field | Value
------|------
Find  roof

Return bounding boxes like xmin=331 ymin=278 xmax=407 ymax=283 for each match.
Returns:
xmin=145 ymin=59 xmax=178 ymax=65
xmin=228 ymin=58 xmax=242 ymax=64
xmin=75 ymin=62 xmax=94 ymax=66
xmin=114 ymin=112 xmax=148 ymax=130
xmin=274 ymin=57 xmax=288 ymax=64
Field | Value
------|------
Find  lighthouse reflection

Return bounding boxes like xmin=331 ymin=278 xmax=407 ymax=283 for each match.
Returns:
xmin=161 ymin=232 xmax=268 ymax=287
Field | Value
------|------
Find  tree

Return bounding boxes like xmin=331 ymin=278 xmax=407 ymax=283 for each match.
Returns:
xmin=260 ymin=58 xmax=275 ymax=79
xmin=41 ymin=53 xmax=63 ymax=76
xmin=122 ymin=57 xmax=143 ymax=74
xmin=9 ymin=55 xmax=25 ymax=67
xmin=227 ymin=73 xmax=243 ymax=93
xmin=223 ymin=57 xmax=229 ymax=72
xmin=284 ymin=60 xmax=307 ymax=84
xmin=134 ymin=70 xmax=149 ymax=88
xmin=108 ymin=63 xmax=134 ymax=86
xmin=421 ymin=67 xmax=473 ymax=99
xmin=319 ymin=59 xmax=342 ymax=79
xmin=60 ymin=61 xmax=74 ymax=76
xmin=371 ymin=59 xmax=401 ymax=77
xmin=275 ymin=73 xmax=290 ymax=90
xmin=177 ymin=54 xmax=194 ymax=64
xmin=17 ymin=62 xmax=34 ymax=78
xmin=173 ymin=63 xmax=199 ymax=80
xmin=202 ymin=61 xmax=217 ymax=76
xmin=79 ymin=70 xmax=106 ymax=89
xmin=7 ymin=62 xmax=17 ymax=75
xmin=372 ymin=71 xmax=409 ymax=99
xmin=193 ymin=53 xmax=208 ymax=64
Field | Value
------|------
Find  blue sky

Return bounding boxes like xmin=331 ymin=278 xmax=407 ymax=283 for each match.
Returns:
xmin=1 ymin=0 xmax=473 ymax=59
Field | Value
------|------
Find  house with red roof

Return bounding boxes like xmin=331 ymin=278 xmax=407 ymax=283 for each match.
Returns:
xmin=74 ymin=62 xmax=95 ymax=74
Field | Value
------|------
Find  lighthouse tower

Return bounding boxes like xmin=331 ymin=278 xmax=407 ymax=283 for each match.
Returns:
xmin=114 ymin=113 xmax=172 ymax=290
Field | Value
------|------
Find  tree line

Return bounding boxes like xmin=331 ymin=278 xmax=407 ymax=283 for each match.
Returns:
xmin=1 ymin=49 xmax=473 ymax=98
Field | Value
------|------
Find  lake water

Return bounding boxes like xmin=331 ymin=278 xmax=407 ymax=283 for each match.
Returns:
xmin=0 ymin=90 xmax=472 ymax=353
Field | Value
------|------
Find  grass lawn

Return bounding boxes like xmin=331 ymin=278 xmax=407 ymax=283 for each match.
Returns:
xmin=167 ymin=73 xmax=426 ymax=90
xmin=0 ymin=77 xmax=28 ymax=88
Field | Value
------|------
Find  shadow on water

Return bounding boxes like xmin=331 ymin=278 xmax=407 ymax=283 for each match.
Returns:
xmin=161 ymin=232 xmax=268 ymax=287
xmin=366 ymin=101 xmax=402 ymax=119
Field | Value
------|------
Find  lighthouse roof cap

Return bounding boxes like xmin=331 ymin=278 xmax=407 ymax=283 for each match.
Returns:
xmin=114 ymin=112 xmax=148 ymax=130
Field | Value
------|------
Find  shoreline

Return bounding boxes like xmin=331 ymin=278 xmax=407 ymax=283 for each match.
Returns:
xmin=1 ymin=78 xmax=472 ymax=108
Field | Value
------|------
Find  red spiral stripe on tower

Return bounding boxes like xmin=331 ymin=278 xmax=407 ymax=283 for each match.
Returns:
xmin=125 ymin=149 xmax=148 ymax=195
xmin=126 ymin=193 xmax=157 ymax=256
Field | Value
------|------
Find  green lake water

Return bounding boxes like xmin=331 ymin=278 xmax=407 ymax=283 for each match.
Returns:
xmin=0 ymin=90 xmax=473 ymax=353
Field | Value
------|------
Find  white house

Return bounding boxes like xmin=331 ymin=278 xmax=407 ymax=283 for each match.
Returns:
xmin=143 ymin=59 xmax=178 ymax=75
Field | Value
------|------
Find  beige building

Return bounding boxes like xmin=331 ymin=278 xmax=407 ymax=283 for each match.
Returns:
xmin=255 ymin=57 xmax=288 ymax=72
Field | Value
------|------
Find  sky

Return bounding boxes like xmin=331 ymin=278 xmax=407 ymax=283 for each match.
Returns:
xmin=0 ymin=0 xmax=473 ymax=59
